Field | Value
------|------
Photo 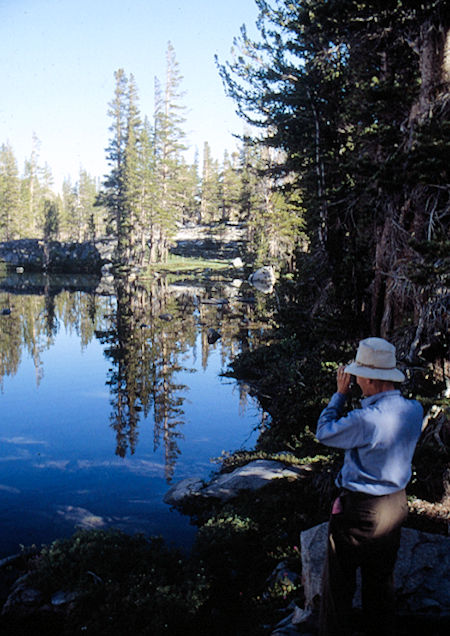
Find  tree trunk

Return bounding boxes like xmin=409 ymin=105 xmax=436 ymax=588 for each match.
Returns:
xmin=371 ymin=216 xmax=391 ymax=336
xmin=409 ymin=17 xmax=450 ymax=128
xmin=371 ymin=12 xmax=449 ymax=339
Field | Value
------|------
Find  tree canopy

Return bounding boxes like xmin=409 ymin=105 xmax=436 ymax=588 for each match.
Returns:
xmin=219 ymin=0 xmax=449 ymax=346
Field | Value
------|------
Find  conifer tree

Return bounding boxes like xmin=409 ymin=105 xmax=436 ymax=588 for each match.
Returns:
xmin=0 ymin=142 xmax=20 ymax=240
xmin=179 ymin=153 xmax=200 ymax=223
xmin=42 ymin=199 xmax=60 ymax=241
xmin=21 ymin=133 xmax=43 ymax=237
xmin=122 ymin=73 xmax=143 ymax=264
xmin=105 ymin=67 xmax=128 ymax=263
xmin=200 ymin=141 xmax=221 ymax=223
xmin=219 ymin=0 xmax=449 ymax=339
xmin=136 ymin=117 xmax=158 ymax=265
xmin=60 ymin=177 xmax=77 ymax=240
xmin=77 ymin=169 xmax=101 ymax=240
xmin=220 ymin=150 xmax=241 ymax=222
xmin=153 ymin=42 xmax=188 ymax=261
xmin=238 ymin=139 xmax=306 ymax=266
xmin=61 ymin=171 xmax=102 ymax=241
xmin=101 ymin=69 xmax=141 ymax=269
xmin=238 ymin=137 xmax=261 ymax=224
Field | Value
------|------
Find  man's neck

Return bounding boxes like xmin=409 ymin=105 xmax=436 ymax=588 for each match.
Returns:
xmin=365 ymin=381 xmax=396 ymax=397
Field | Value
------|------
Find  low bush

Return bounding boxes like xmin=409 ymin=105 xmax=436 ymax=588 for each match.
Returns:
xmin=27 ymin=529 xmax=210 ymax=635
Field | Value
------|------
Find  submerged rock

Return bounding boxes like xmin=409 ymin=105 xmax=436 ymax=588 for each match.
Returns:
xmin=201 ymin=298 xmax=229 ymax=306
xmin=207 ymin=328 xmax=221 ymax=344
xmin=248 ymin=266 xmax=276 ymax=294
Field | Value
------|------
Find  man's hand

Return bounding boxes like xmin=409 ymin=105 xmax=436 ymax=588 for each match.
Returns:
xmin=337 ymin=365 xmax=352 ymax=394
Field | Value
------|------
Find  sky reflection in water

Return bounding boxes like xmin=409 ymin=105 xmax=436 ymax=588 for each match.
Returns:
xmin=0 ymin=275 xmax=269 ymax=557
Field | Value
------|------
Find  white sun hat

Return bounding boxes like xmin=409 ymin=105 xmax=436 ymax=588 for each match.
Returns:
xmin=344 ymin=337 xmax=406 ymax=383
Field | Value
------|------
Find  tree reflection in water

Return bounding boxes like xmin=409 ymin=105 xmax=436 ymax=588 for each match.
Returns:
xmin=0 ymin=271 xmax=272 ymax=482
xmin=97 ymin=275 xmax=195 ymax=482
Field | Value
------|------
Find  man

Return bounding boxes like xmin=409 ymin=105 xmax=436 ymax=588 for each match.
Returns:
xmin=316 ymin=337 xmax=423 ymax=636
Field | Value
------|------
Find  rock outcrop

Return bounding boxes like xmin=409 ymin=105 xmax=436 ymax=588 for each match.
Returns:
xmin=0 ymin=239 xmax=111 ymax=274
xmin=248 ymin=266 xmax=276 ymax=293
xmin=171 ymin=222 xmax=247 ymax=260
xmin=300 ymin=522 xmax=450 ymax=615
xmin=164 ymin=459 xmax=311 ymax=504
xmin=0 ymin=224 xmax=245 ymax=274
xmin=272 ymin=523 xmax=450 ymax=634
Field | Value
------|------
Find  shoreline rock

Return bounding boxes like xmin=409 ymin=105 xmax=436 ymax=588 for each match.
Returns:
xmin=299 ymin=522 xmax=450 ymax=613
xmin=271 ymin=522 xmax=450 ymax=634
xmin=164 ymin=459 xmax=311 ymax=505
xmin=0 ymin=239 xmax=110 ymax=274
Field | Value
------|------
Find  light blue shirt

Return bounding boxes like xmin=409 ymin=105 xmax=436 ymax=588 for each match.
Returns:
xmin=316 ymin=390 xmax=423 ymax=495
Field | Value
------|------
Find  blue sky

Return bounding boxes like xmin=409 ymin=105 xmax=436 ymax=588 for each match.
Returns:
xmin=0 ymin=0 xmax=260 ymax=189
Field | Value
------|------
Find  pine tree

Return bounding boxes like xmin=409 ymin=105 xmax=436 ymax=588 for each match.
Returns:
xmin=60 ymin=177 xmax=77 ymax=240
xmin=220 ymin=150 xmax=241 ymax=222
xmin=99 ymin=50 xmax=191 ymax=268
xmin=77 ymin=169 xmax=101 ymax=240
xmin=153 ymin=42 xmax=188 ymax=262
xmin=100 ymin=69 xmax=140 ymax=270
xmin=62 ymin=171 xmax=104 ymax=241
xmin=238 ymin=140 xmax=306 ymax=266
xmin=179 ymin=153 xmax=200 ymax=224
xmin=122 ymin=73 xmax=143 ymax=264
xmin=42 ymin=199 xmax=60 ymax=240
xmin=136 ymin=117 xmax=157 ymax=265
xmin=237 ymin=136 xmax=261 ymax=224
xmin=219 ymin=0 xmax=449 ymax=339
xmin=0 ymin=142 xmax=20 ymax=240
xmin=200 ymin=142 xmax=221 ymax=223
xmin=21 ymin=133 xmax=43 ymax=237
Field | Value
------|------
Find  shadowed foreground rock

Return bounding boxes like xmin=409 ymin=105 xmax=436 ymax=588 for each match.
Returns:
xmin=300 ymin=522 xmax=450 ymax=615
xmin=270 ymin=522 xmax=450 ymax=635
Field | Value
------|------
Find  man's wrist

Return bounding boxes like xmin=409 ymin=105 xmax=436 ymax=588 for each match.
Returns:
xmin=331 ymin=391 xmax=348 ymax=403
xmin=334 ymin=391 xmax=350 ymax=404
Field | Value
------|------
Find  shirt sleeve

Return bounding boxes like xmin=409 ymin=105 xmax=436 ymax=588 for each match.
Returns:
xmin=316 ymin=392 xmax=370 ymax=449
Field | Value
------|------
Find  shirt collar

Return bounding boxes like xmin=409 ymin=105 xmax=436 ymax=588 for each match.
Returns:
xmin=361 ymin=389 xmax=401 ymax=408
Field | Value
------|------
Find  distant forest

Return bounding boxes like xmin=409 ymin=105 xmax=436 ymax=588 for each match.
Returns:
xmin=0 ymin=42 xmax=303 ymax=271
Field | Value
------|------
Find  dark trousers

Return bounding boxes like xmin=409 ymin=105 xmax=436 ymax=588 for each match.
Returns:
xmin=319 ymin=489 xmax=408 ymax=636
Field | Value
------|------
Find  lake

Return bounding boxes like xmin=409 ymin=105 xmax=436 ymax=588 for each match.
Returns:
xmin=0 ymin=271 xmax=272 ymax=558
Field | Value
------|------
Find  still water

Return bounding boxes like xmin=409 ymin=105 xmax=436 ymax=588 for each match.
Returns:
xmin=0 ymin=272 xmax=271 ymax=557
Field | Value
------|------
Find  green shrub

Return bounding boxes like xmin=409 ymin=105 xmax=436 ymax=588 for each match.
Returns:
xmin=29 ymin=529 xmax=210 ymax=635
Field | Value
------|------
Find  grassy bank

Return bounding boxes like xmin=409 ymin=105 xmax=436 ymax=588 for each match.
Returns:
xmin=143 ymin=254 xmax=232 ymax=274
